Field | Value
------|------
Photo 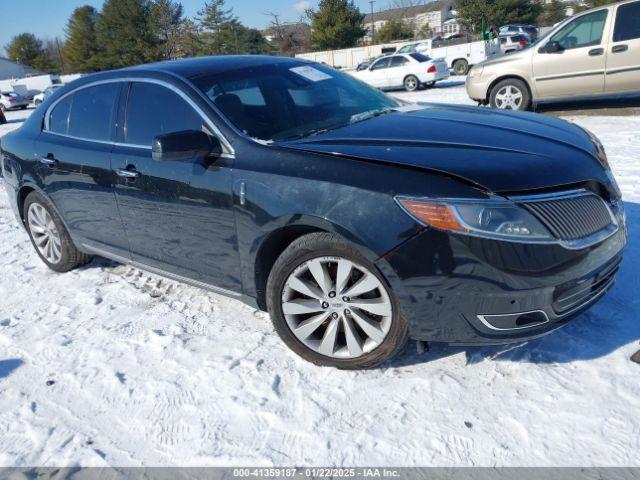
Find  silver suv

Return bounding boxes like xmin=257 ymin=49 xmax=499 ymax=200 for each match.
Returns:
xmin=467 ymin=0 xmax=640 ymax=110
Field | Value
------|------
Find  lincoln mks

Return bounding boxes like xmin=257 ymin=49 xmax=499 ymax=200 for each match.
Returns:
xmin=0 ymin=56 xmax=626 ymax=368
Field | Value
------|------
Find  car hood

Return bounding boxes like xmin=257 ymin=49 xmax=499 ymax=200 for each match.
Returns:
xmin=276 ymin=103 xmax=609 ymax=193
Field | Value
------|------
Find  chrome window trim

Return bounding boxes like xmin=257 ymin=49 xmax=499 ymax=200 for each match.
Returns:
xmin=477 ymin=310 xmax=550 ymax=331
xmin=43 ymin=77 xmax=235 ymax=157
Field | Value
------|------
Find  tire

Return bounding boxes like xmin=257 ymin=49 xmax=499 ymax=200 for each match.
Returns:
xmin=403 ymin=75 xmax=419 ymax=92
xmin=489 ymin=78 xmax=531 ymax=111
xmin=24 ymin=191 xmax=93 ymax=273
xmin=266 ymin=232 xmax=408 ymax=369
xmin=35 ymin=100 xmax=42 ymax=106
xmin=20 ymin=105 xmax=27 ymax=110
xmin=452 ymin=59 xmax=469 ymax=76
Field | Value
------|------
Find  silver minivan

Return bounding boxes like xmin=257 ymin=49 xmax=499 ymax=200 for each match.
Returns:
xmin=467 ymin=0 xmax=640 ymax=110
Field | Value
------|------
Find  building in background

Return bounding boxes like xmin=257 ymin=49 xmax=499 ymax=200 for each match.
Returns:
xmin=0 ymin=58 xmax=43 ymax=81
xmin=362 ymin=0 xmax=462 ymax=42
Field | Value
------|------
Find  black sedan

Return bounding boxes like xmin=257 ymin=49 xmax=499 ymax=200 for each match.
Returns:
xmin=0 ymin=56 xmax=626 ymax=368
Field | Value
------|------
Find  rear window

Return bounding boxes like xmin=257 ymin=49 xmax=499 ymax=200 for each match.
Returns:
xmin=49 ymin=96 xmax=72 ymax=134
xmin=613 ymin=1 xmax=640 ymax=41
xmin=409 ymin=53 xmax=431 ymax=62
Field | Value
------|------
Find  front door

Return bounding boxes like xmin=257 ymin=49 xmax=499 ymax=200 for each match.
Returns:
xmin=34 ymin=82 xmax=130 ymax=259
xmin=533 ymin=9 xmax=609 ymax=99
xmin=111 ymin=81 xmax=241 ymax=292
xmin=366 ymin=57 xmax=391 ymax=88
xmin=605 ymin=0 xmax=640 ymax=93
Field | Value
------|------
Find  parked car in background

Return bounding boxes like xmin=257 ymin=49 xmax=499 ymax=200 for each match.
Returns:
xmin=467 ymin=0 xmax=640 ymax=110
xmin=350 ymin=53 xmax=450 ymax=91
xmin=499 ymin=33 xmax=531 ymax=54
xmin=499 ymin=24 xmax=538 ymax=40
xmin=0 ymin=56 xmax=626 ymax=368
xmin=0 ymin=91 xmax=29 ymax=111
xmin=34 ymin=85 xmax=63 ymax=106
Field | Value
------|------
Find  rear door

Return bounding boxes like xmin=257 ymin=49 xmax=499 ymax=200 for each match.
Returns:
xmin=605 ymin=0 xmax=640 ymax=93
xmin=532 ymin=9 xmax=609 ymax=99
xmin=34 ymin=82 xmax=130 ymax=258
xmin=111 ymin=80 xmax=241 ymax=292
xmin=386 ymin=56 xmax=410 ymax=87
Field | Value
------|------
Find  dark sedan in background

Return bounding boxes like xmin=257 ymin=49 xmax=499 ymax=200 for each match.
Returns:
xmin=0 ymin=56 xmax=626 ymax=368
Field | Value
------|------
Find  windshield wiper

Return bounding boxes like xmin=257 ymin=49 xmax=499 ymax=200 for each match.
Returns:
xmin=349 ymin=108 xmax=394 ymax=124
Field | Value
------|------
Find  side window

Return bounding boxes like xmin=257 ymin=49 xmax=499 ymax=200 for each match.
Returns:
xmin=613 ymin=1 xmax=640 ymax=42
xmin=549 ymin=10 xmax=608 ymax=50
xmin=68 ymin=84 xmax=120 ymax=142
xmin=371 ymin=58 xmax=390 ymax=70
xmin=389 ymin=56 xmax=408 ymax=67
xmin=48 ymin=96 xmax=72 ymax=134
xmin=126 ymin=82 xmax=206 ymax=147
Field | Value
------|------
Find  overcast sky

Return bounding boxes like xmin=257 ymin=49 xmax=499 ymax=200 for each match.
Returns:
xmin=2 ymin=0 xmax=382 ymax=54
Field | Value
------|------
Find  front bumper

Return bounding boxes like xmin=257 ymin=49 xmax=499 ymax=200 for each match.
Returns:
xmin=466 ymin=73 xmax=492 ymax=102
xmin=378 ymin=225 xmax=627 ymax=345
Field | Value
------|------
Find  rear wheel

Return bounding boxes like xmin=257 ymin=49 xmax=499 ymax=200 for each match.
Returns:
xmin=452 ymin=59 xmax=469 ymax=76
xmin=489 ymin=78 xmax=531 ymax=111
xmin=24 ymin=191 xmax=93 ymax=272
xmin=403 ymin=75 xmax=419 ymax=92
xmin=267 ymin=233 xmax=408 ymax=369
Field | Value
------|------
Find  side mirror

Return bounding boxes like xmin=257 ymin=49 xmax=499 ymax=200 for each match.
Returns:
xmin=543 ymin=41 xmax=564 ymax=54
xmin=152 ymin=130 xmax=222 ymax=162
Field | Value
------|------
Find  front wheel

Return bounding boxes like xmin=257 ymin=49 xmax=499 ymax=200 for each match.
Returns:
xmin=266 ymin=233 xmax=408 ymax=369
xmin=489 ymin=79 xmax=531 ymax=111
xmin=404 ymin=75 xmax=419 ymax=92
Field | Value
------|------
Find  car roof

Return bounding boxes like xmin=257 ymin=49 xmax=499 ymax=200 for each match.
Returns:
xmin=123 ymin=55 xmax=306 ymax=81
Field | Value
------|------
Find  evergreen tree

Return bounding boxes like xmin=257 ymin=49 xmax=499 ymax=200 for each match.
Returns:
xmin=376 ymin=19 xmax=414 ymax=43
xmin=5 ymin=33 xmax=51 ymax=71
xmin=63 ymin=5 xmax=100 ymax=72
xmin=454 ymin=0 xmax=495 ymax=32
xmin=174 ymin=19 xmax=203 ymax=58
xmin=309 ymin=0 xmax=366 ymax=50
xmin=538 ymin=0 xmax=568 ymax=26
xmin=95 ymin=0 xmax=157 ymax=69
xmin=492 ymin=0 xmax=542 ymax=26
xmin=150 ymin=0 xmax=184 ymax=60
xmin=197 ymin=0 xmax=236 ymax=54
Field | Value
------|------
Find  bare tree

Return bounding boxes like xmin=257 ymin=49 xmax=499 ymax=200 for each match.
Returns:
xmin=264 ymin=11 xmax=310 ymax=56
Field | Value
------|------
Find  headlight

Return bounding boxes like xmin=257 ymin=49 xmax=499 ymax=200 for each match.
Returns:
xmin=396 ymin=197 xmax=554 ymax=242
xmin=468 ymin=66 xmax=484 ymax=78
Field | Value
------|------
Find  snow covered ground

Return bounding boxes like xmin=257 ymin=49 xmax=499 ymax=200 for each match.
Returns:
xmin=1 ymin=84 xmax=639 ymax=467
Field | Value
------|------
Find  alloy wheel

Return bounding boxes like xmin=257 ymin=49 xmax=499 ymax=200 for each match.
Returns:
xmin=28 ymin=202 xmax=62 ymax=264
xmin=494 ymin=85 xmax=523 ymax=110
xmin=281 ymin=256 xmax=393 ymax=359
xmin=405 ymin=76 xmax=418 ymax=91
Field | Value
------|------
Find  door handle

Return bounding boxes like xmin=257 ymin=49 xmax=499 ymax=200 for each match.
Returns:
xmin=39 ymin=156 xmax=58 ymax=166
xmin=612 ymin=44 xmax=628 ymax=53
xmin=116 ymin=167 xmax=140 ymax=179
xmin=588 ymin=48 xmax=604 ymax=56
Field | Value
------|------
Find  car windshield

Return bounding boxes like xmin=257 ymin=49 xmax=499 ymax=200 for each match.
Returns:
xmin=529 ymin=18 xmax=571 ymax=48
xmin=192 ymin=62 xmax=399 ymax=142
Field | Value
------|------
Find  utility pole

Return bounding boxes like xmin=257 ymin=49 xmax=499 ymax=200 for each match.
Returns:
xmin=56 ymin=38 xmax=66 ymax=74
xmin=369 ymin=1 xmax=376 ymax=44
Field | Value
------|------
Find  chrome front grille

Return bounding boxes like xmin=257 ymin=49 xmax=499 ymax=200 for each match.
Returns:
xmin=552 ymin=257 xmax=621 ymax=315
xmin=519 ymin=191 xmax=614 ymax=241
